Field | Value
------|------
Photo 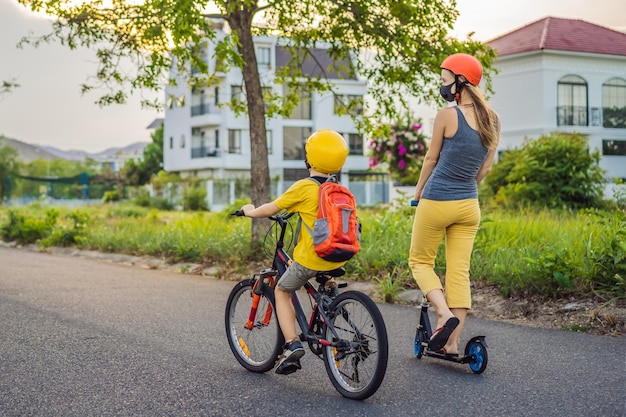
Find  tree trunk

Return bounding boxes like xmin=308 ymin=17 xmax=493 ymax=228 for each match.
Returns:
xmin=228 ymin=5 xmax=271 ymax=242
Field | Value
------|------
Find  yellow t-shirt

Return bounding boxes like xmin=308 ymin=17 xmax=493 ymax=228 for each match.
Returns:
xmin=274 ymin=178 xmax=347 ymax=271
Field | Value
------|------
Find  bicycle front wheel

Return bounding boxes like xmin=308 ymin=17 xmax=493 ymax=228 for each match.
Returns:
xmin=322 ymin=291 xmax=389 ymax=400
xmin=225 ymin=279 xmax=284 ymax=373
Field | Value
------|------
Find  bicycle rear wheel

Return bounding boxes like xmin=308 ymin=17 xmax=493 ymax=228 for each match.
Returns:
xmin=322 ymin=291 xmax=388 ymax=400
xmin=225 ymin=279 xmax=284 ymax=373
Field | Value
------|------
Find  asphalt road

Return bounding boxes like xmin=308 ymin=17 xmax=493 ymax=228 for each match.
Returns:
xmin=1 ymin=246 xmax=624 ymax=417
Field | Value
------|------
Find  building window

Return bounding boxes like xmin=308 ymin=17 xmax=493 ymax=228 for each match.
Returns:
xmin=284 ymin=85 xmax=312 ymax=120
xmin=347 ymin=133 xmax=363 ymax=155
xmin=603 ymin=139 xmax=626 ymax=156
xmin=602 ymin=77 xmax=626 ymax=129
xmin=231 ymin=85 xmax=244 ymax=101
xmin=228 ymin=129 xmax=242 ymax=154
xmin=214 ymin=87 xmax=220 ymax=105
xmin=257 ymin=46 xmax=271 ymax=66
xmin=191 ymin=128 xmax=220 ymax=158
xmin=334 ymin=95 xmax=364 ymax=116
xmin=283 ymin=168 xmax=310 ymax=181
xmin=266 ymin=130 xmax=273 ymax=155
xmin=283 ymin=127 xmax=311 ymax=160
xmin=169 ymin=137 xmax=173 ymax=149
xmin=191 ymin=89 xmax=209 ymax=117
xmin=190 ymin=43 xmax=208 ymax=75
xmin=557 ymin=75 xmax=588 ymax=126
xmin=180 ymin=134 xmax=185 ymax=149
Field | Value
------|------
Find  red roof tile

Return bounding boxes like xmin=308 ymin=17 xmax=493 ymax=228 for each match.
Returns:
xmin=488 ymin=16 xmax=626 ymax=57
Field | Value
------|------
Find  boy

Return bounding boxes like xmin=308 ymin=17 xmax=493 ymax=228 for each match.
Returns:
xmin=240 ymin=129 xmax=349 ymax=375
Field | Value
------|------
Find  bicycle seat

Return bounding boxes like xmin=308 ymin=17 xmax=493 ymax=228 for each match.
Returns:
xmin=321 ymin=267 xmax=345 ymax=278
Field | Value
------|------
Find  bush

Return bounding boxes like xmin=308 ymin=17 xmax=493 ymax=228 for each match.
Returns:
xmin=102 ymin=190 xmax=121 ymax=203
xmin=0 ymin=209 xmax=58 ymax=244
xmin=182 ymin=181 xmax=209 ymax=211
xmin=484 ymin=132 xmax=606 ymax=209
xmin=368 ymin=117 xmax=428 ymax=185
xmin=42 ymin=210 xmax=91 ymax=247
xmin=133 ymin=192 xmax=175 ymax=211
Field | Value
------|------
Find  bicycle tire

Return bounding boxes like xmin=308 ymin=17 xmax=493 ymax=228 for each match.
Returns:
xmin=225 ymin=278 xmax=284 ymax=373
xmin=322 ymin=291 xmax=388 ymax=400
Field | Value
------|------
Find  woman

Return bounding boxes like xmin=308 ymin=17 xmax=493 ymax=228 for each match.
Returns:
xmin=409 ymin=53 xmax=500 ymax=356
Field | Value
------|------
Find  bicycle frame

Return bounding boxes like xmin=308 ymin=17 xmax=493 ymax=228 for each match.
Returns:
xmin=247 ymin=213 xmax=354 ymax=352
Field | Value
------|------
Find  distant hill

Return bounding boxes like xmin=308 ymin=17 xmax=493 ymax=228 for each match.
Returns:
xmin=0 ymin=136 xmax=59 ymax=162
xmin=0 ymin=136 xmax=149 ymax=163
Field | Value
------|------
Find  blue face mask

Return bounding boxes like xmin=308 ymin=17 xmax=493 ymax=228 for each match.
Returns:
xmin=439 ymin=82 xmax=455 ymax=102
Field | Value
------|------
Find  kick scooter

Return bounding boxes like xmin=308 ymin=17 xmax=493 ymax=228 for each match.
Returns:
xmin=413 ymin=300 xmax=488 ymax=373
xmin=410 ymin=199 xmax=488 ymax=373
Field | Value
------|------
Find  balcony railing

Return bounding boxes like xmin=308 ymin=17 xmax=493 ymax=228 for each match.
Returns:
xmin=191 ymin=146 xmax=221 ymax=159
xmin=191 ymin=103 xmax=220 ymax=117
xmin=556 ymin=106 xmax=588 ymax=126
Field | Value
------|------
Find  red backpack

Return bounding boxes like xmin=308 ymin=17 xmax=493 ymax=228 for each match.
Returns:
xmin=298 ymin=175 xmax=361 ymax=262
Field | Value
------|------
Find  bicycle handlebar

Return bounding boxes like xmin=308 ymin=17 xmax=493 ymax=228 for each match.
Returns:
xmin=230 ymin=210 xmax=296 ymax=221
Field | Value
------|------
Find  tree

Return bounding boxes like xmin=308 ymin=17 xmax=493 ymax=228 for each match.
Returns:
xmin=142 ymin=124 xmax=164 ymax=179
xmin=16 ymin=0 xmax=495 ymax=240
xmin=0 ymin=138 xmax=19 ymax=202
xmin=120 ymin=124 xmax=164 ymax=186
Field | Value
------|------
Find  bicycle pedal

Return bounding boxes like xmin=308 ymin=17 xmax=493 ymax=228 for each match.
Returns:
xmin=275 ymin=359 xmax=302 ymax=375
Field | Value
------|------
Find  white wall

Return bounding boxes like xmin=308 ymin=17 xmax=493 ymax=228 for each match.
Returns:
xmin=489 ymin=51 xmax=626 ymax=180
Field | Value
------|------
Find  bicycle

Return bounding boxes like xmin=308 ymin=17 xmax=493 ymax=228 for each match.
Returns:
xmin=225 ymin=211 xmax=388 ymax=400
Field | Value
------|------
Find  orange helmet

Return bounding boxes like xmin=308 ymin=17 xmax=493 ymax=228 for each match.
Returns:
xmin=440 ymin=53 xmax=483 ymax=86
xmin=305 ymin=130 xmax=348 ymax=174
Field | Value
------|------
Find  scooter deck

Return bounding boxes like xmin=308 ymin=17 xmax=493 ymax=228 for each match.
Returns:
xmin=424 ymin=350 xmax=473 ymax=364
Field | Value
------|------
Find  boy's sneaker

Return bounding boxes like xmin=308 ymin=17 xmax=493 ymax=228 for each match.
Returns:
xmin=275 ymin=340 xmax=305 ymax=375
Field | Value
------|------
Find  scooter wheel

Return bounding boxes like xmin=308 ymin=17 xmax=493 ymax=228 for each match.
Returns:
xmin=414 ymin=330 xmax=426 ymax=359
xmin=465 ymin=339 xmax=488 ymax=374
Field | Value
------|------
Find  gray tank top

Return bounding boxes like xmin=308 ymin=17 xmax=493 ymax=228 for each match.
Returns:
xmin=421 ymin=106 xmax=489 ymax=201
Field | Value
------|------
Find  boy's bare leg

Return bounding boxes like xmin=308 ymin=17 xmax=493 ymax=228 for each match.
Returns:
xmin=275 ymin=286 xmax=298 ymax=342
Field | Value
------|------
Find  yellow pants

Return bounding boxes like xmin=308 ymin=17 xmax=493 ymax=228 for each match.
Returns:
xmin=408 ymin=199 xmax=481 ymax=309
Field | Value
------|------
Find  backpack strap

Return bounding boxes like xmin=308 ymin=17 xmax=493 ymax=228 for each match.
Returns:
xmin=294 ymin=176 xmax=325 ymax=244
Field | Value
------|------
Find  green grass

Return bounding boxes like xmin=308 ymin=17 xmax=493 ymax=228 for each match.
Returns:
xmin=1 ymin=202 xmax=624 ymax=301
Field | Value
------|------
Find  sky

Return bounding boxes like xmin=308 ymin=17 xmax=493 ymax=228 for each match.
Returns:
xmin=0 ymin=0 xmax=624 ymax=153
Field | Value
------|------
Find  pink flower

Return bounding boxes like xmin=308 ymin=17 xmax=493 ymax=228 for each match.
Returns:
xmin=398 ymin=144 xmax=407 ymax=156
xmin=412 ymin=124 xmax=422 ymax=130
xmin=398 ymin=160 xmax=406 ymax=170
xmin=369 ymin=157 xmax=378 ymax=167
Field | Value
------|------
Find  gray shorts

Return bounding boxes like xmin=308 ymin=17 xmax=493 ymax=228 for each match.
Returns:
xmin=277 ymin=261 xmax=318 ymax=292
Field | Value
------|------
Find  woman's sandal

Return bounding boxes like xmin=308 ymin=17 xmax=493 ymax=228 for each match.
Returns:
xmin=429 ymin=317 xmax=460 ymax=352
xmin=436 ymin=347 xmax=459 ymax=358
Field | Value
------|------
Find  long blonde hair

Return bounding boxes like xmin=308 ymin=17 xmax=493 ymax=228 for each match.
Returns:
xmin=463 ymin=84 xmax=499 ymax=149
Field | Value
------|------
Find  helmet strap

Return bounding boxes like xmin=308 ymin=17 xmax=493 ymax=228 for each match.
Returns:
xmin=454 ymin=76 xmax=470 ymax=102
xmin=304 ymin=159 xmax=311 ymax=170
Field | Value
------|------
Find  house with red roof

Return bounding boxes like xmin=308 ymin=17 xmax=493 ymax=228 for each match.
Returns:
xmin=487 ymin=16 xmax=626 ymax=185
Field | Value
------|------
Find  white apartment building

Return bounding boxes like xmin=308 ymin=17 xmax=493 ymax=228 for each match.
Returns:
xmin=487 ymin=17 xmax=626 ymax=183
xmin=163 ymin=29 xmax=370 ymax=191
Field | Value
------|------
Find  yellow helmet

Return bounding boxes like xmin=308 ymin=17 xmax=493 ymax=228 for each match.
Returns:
xmin=305 ymin=130 xmax=348 ymax=174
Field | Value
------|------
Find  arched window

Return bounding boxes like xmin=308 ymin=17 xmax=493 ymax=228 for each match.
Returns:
xmin=602 ymin=77 xmax=626 ymax=128
xmin=557 ymin=75 xmax=588 ymax=126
